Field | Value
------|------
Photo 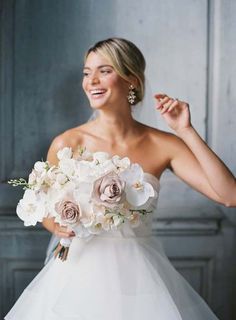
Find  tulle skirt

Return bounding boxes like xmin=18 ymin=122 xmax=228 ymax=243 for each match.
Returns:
xmin=5 ymin=233 xmax=219 ymax=320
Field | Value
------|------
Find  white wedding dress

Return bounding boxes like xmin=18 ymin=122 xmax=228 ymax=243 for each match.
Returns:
xmin=5 ymin=173 xmax=219 ymax=320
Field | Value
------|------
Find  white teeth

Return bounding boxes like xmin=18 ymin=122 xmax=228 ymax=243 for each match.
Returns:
xmin=90 ymin=89 xmax=106 ymax=95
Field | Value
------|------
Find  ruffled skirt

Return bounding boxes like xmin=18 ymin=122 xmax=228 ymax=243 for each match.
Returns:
xmin=5 ymin=233 xmax=219 ymax=319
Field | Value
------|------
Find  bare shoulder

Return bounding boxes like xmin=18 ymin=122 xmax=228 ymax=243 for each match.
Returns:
xmin=142 ymin=123 xmax=183 ymax=149
xmin=139 ymin=123 xmax=187 ymax=171
xmin=47 ymin=123 xmax=88 ymax=165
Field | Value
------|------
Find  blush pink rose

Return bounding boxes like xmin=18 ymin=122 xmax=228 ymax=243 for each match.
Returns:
xmin=55 ymin=199 xmax=80 ymax=224
xmin=92 ymin=172 xmax=125 ymax=208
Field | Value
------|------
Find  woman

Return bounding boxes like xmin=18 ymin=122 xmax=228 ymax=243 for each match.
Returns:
xmin=5 ymin=38 xmax=236 ymax=319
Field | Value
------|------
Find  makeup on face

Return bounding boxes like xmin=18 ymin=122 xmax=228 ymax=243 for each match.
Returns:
xmin=82 ymin=52 xmax=129 ymax=109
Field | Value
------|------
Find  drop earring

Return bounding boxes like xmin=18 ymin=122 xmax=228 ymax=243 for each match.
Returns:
xmin=127 ymin=84 xmax=136 ymax=105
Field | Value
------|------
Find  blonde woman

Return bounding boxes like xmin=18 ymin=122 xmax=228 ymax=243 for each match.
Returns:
xmin=5 ymin=38 xmax=236 ymax=319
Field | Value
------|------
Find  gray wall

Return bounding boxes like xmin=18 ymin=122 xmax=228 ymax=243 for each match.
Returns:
xmin=0 ymin=0 xmax=236 ymax=319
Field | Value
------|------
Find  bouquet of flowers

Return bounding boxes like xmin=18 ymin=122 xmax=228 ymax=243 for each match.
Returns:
xmin=8 ymin=147 xmax=157 ymax=261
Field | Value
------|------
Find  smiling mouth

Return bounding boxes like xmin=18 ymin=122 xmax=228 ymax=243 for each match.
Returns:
xmin=89 ymin=89 xmax=107 ymax=98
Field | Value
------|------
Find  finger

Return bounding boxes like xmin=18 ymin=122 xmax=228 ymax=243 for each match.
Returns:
xmin=156 ymin=96 xmax=170 ymax=109
xmin=155 ymin=94 xmax=168 ymax=104
xmin=65 ymin=228 xmax=75 ymax=236
xmin=167 ymin=100 xmax=179 ymax=112
xmin=61 ymin=231 xmax=75 ymax=238
xmin=56 ymin=225 xmax=75 ymax=236
xmin=165 ymin=99 xmax=174 ymax=108
xmin=59 ymin=225 xmax=69 ymax=232
xmin=55 ymin=230 xmax=74 ymax=238
xmin=154 ymin=93 xmax=167 ymax=100
xmin=160 ymin=99 xmax=174 ymax=114
xmin=60 ymin=227 xmax=75 ymax=236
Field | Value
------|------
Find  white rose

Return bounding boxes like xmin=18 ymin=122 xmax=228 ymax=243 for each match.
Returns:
xmin=57 ymin=147 xmax=73 ymax=160
xmin=16 ymin=189 xmax=46 ymax=226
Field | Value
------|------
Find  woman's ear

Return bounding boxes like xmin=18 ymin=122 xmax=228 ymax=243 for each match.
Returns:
xmin=128 ymin=75 xmax=139 ymax=89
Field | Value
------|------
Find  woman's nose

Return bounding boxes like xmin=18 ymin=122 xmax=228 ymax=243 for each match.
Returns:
xmin=89 ymin=73 xmax=99 ymax=84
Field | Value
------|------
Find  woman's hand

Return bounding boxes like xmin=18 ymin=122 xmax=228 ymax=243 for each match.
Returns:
xmin=42 ymin=217 xmax=75 ymax=238
xmin=154 ymin=93 xmax=192 ymax=134
xmin=53 ymin=223 xmax=75 ymax=262
xmin=53 ymin=222 xmax=75 ymax=238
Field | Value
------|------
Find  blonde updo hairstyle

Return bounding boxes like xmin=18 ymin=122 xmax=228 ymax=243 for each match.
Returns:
xmin=84 ymin=38 xmax=146 ymax=105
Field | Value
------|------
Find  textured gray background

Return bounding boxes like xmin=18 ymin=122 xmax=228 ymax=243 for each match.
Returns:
xmin=0 ymin=0 xmax=236 ymax=319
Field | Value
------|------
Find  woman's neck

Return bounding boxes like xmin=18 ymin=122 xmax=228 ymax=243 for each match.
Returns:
xmin=93 ymin=109 xmax=139 ymax=143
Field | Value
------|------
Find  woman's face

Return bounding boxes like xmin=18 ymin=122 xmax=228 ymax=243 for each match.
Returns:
xmin=82 ymin=51 xmax=130 ymax=110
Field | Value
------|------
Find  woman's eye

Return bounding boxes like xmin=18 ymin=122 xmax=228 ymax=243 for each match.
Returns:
xmin=101 ymin=70 xmax=111 ymax=74
xmin=83 ymin=72 xmax=89 ymax=77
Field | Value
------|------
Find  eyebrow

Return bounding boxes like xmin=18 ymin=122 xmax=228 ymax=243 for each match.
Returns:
xmin=83 ymin=65 xmax=114 ymax=70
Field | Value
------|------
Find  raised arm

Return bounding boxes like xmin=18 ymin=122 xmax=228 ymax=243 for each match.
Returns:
xmin=155 ymin=93 xmax=236 ymax=207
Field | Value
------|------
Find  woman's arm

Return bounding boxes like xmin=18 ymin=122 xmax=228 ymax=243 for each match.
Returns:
xmin=175 ymin=126 xmax=236 ymax=206
xmin=155 ymin=93 xmax=236 ymax=207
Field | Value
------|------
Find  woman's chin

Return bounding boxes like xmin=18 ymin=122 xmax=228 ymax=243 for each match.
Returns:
xmin=89 ymin=101 xmax=110 ymax=111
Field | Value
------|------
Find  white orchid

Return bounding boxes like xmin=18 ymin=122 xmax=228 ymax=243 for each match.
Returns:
xmin=92 ymin=151 xmax=110 ymax=164
xmin=97 ymin=160 xmax=117 ymax=176
xmin=112 ymin=155 xmax=131 ymax=172
xmin=16 ymin=189 xmax=47 ymax=226
xmin=91 ymin=152 xmax=117 ymax=177
xmin=120 ymin=163 xmax=155 ymax=207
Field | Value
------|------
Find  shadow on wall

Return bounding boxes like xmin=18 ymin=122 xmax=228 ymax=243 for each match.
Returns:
xmin=37 ymin=68 xmax=92 ymax=157
xmin=53 ymin=68 xmax=91 ymax=126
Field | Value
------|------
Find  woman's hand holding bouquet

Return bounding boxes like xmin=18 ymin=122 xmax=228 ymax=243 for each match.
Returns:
xmin=8 ymin=147 xmax=158 ymax=261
